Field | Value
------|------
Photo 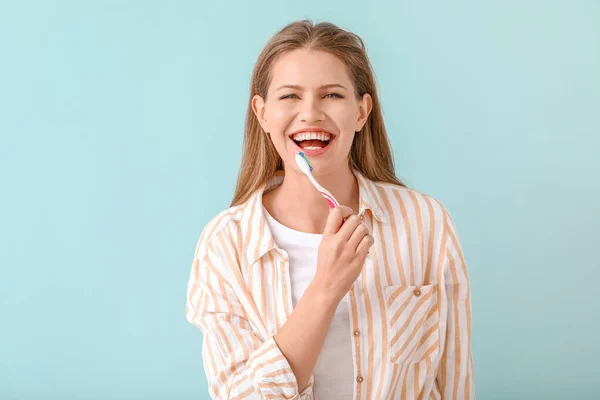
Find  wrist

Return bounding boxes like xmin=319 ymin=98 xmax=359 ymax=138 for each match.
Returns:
xmin=307 ymin=279 xmax=343 ymax=309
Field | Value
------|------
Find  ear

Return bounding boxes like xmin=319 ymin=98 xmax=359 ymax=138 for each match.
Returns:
xmin=355 ymin=93 xmax=373 ymax=132
xmin=252 ymin=94 xmax=269 ymax=133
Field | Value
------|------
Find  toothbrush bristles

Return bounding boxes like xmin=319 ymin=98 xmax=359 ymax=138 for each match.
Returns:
xmin=298 ymin=152 xmax=313 ymax=172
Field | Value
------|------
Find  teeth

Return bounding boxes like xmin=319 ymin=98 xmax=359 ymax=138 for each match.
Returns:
xmin=291 ymin=132 xmax=332 ymax=142
xmin=304 ymin=146 xmax=323 ymax=150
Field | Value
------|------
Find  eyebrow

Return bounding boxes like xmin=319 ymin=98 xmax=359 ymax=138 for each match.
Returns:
xmin=275 ymin=84 xmax=348 ymax=91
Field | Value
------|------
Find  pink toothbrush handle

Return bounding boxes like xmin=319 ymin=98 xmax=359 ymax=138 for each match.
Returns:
xmin=321 ymin=192 xmax=339 ymax=209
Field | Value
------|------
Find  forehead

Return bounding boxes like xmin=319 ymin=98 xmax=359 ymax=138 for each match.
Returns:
xmin=269 ymin=49 xmax=352 ymax=89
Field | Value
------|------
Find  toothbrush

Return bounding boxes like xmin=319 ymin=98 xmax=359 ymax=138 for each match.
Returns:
xmin=295 ymin=151 xmax=340 ymax=209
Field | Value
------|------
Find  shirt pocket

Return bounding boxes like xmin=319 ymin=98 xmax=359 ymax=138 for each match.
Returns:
xmin=384 ymin=283 xmax=440 ymax=364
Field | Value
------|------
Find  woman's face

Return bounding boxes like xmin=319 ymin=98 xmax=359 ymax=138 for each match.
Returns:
xmin=253 ymin=48 xmax=372 ymax=176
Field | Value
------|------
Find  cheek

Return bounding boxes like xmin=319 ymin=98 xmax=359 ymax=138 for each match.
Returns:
xmin=266 ymin=103 xmax=293 ymax=124
xmin=272 ymin=109 xmax=291 ymax=125
xmin=332 ymin=110 xmax=359 ymax=139
xmin=329 ymin=103 xmax=358 ymax=127
xmin=265 ymin=107 xmax=293 ymax=151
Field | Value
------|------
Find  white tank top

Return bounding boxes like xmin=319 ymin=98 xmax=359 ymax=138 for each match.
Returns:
xmin=264 ymin=207 xmax=354 ymax=399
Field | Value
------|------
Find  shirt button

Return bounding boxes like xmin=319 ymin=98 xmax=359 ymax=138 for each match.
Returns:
xmin=413 ymin=288 xmax=421 ymax=297
xmin=356 ymin=376 xmax=364 ymax=383
xmin=353 ymin=330 xmax=360 ymax=337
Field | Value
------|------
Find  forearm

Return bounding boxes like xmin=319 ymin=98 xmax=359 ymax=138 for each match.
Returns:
xmin=274 ymin=280 xmax=341 ymax=391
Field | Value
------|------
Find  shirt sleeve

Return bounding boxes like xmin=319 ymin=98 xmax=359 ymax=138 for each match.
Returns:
xmin=186 ymin=236 xmax=314 ymax=399
xmin=437 ymin=211 xmax=476 ymax=399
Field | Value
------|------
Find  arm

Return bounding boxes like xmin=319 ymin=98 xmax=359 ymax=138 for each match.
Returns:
xmin=437 ymin=212 xmax=476 ymax=399
xmin=274 ymin=280 xmax=339 ymax=391
xmin=275 ymin=206 xmax=372 ymax=390
xmin=187 ymin=246 xmax=315 ymax=399
xmin=187 ymin=206 xmax=369 ymax=398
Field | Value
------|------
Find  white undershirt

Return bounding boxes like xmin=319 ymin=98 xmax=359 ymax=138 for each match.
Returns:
xmin=264 ymin=207 xmax=354 ymax=400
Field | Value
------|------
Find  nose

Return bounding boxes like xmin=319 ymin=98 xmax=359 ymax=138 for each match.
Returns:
xmin=299 ymin=95 xmax=325 ymax=123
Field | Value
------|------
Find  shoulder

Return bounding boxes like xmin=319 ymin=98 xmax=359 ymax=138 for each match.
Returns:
xmin=371 ymin=181 xmax=456 ymax=234
xmin=374 ymin=182 xmax=451 ymax=216
xmin=193 ymin=203 xmax=246 ymax=263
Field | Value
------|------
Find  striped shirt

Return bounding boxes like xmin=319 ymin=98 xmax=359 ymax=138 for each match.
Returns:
xmin=186 ymin=170 xmax=475 ymax=399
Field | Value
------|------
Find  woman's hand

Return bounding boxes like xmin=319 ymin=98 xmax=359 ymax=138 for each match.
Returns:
xmin=312 ymin=205 xmax=374 ymax=304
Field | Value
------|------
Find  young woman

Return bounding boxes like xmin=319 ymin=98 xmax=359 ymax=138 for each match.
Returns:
xmin=186 ymin=20 xmax=474 ymax=400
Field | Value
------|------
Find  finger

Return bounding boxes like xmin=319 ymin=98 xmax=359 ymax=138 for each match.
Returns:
xmin=348 ymin=222 xmax=369 ymax=251
xmin=324 ymin=206 xmax=354 ymax=234
xmin=336 ymin=205 xmax=354 ymax=219
xmin=338 ymin=215 xmax=363 ymax=242
xmin=356 ymin=234 xmax=375 ymax=257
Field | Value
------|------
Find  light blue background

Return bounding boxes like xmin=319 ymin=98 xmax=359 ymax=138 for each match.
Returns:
xmin=1 ymin=1 xmax=599 ymax=399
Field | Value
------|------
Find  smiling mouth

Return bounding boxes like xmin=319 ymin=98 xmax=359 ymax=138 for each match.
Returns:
xmin=289 ymin=131 xmax=334 ymax=150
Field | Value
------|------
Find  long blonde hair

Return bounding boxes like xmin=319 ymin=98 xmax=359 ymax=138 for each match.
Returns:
xmin=231 ymin=20 xmax=406 ymax=207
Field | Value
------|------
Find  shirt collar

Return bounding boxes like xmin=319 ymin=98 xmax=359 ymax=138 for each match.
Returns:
xmin=355 ymin=170 xmax=388 ymax=224
xmin=241 ymin=169 xmax=388 ymax=265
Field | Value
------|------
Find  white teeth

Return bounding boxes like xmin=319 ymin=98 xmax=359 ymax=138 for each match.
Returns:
xmin=304 ymin=146 xmax=323 ymax=150
xmin=291 ymin=131 xmax=332 ymax=142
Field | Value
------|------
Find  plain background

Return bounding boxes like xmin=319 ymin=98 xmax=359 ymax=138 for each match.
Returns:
xmin=1 ymin=1 xmax=599 ymax=399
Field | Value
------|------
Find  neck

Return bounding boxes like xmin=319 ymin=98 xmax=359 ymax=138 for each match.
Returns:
xmin=263 ymin=164 xmax=360 ymax=234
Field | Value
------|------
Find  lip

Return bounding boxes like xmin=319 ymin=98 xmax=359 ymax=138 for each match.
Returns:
xmin=289 ymin=131 xmax=336 ymax=157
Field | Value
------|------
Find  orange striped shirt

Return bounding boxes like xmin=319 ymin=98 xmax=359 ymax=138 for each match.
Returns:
xmin=186 ymin=170 xmax=475 ymax=399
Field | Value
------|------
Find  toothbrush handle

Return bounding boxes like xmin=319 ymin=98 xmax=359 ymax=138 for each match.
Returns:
xmin=322 ymin=195 xmax=338 ymax=210
xmin=308 ymin=172 xmax=340 ymax=209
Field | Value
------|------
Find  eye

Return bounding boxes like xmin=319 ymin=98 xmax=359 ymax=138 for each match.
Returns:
xmin=324 ymin=93 xmax=344 ymax=99
xmin=280 ymin=93 xmax=299 ymax=100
